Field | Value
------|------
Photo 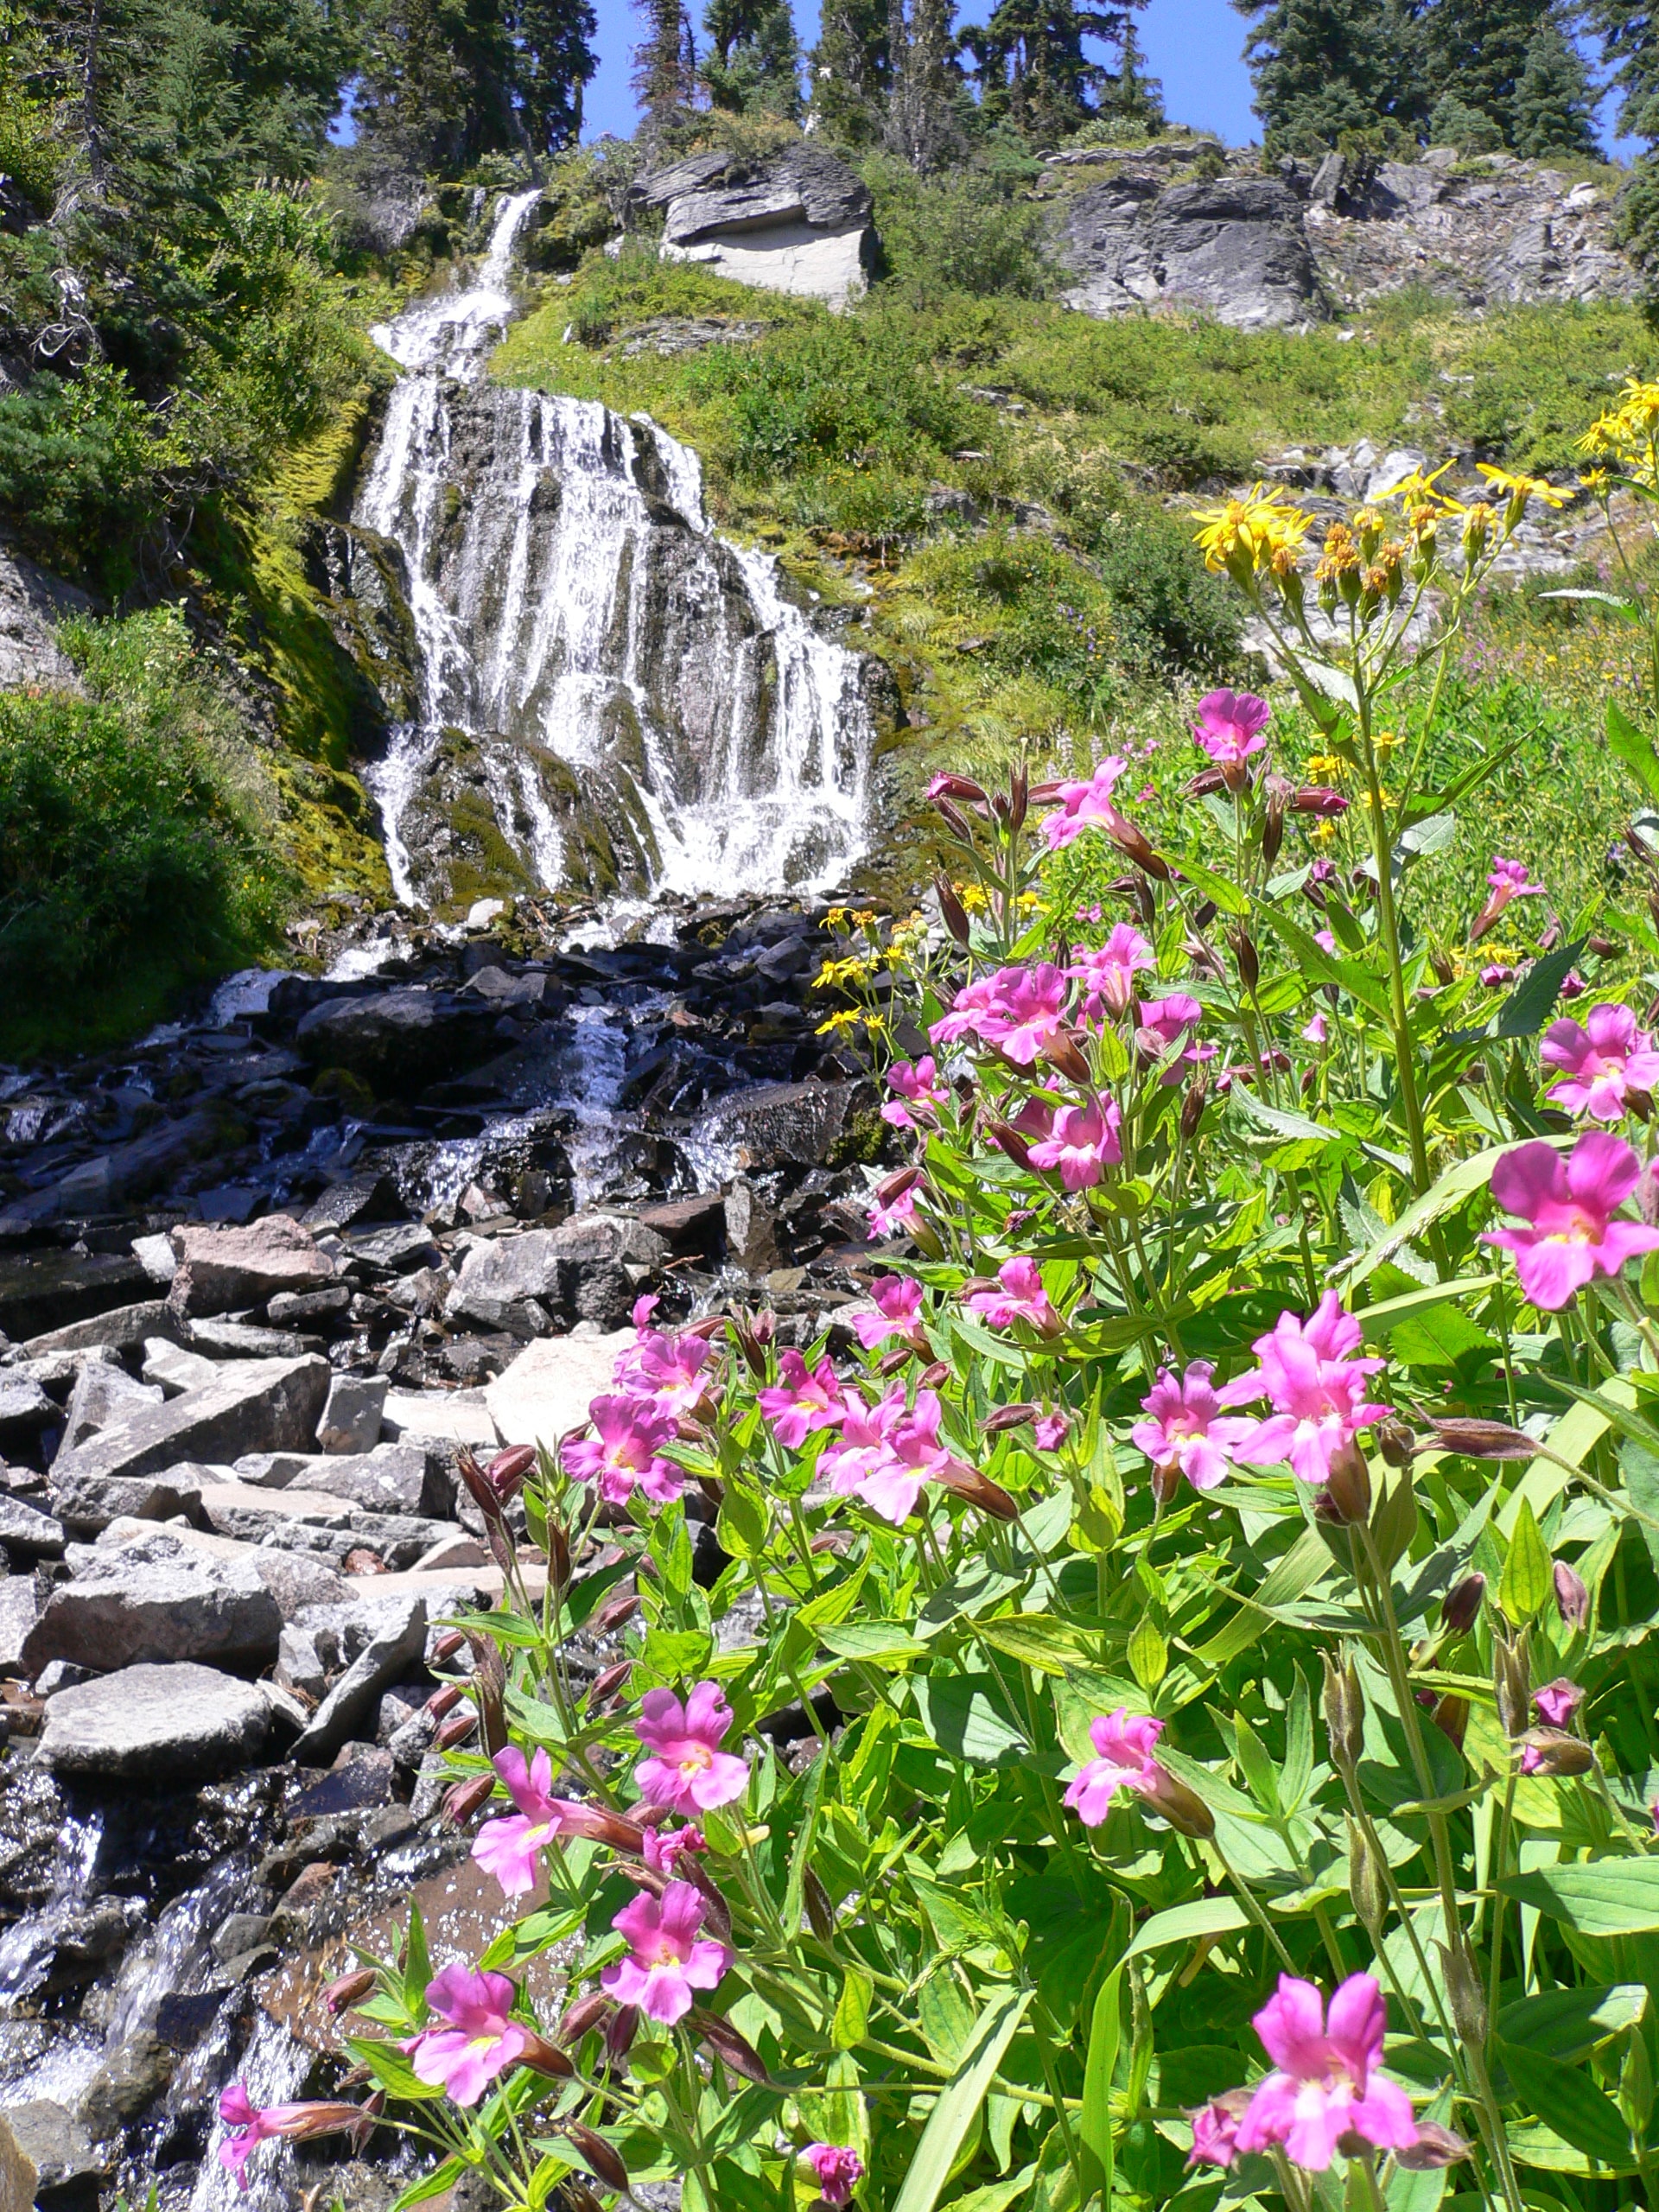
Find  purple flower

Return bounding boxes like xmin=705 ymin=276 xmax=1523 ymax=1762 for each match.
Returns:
xmin=1033 ymin=1410 xmax=1068 ymax=1451
xmin=1132 ymin=1363 xmax=1253 ymax=1492
xmin=1193 ymin=689 xmax=1270 ymax=772
xmin=882 ymin=1054 xmax=949 ymax=1129
xmin=1137 ymin=995 xmax=1211 ymax=1084
xmin=1233 ymin=1974 xmax=1418 ymax=2171
xmin=1027 ymin=1094 xmax=1122 ymax=1188
xmin=632 ymin=1683 xmax=750 ymax=1817
xmin=1484 ymin=1130 xmax=1659 ymax=1309
xmin=1070 ymin=925 xmax=1154 ymax=1022
xmin=758 ymin=1351 xmax=845 ymax=1446
xmin=404 ymin=1966 xmax=531 ymax=2106
xmin=1473 ymin=855 xmax=1544 ymax=940
xmin=1533 ymin=1677 xmax=1584 ymax=1727
xmin=1043 ymin=756 xmax=1128 ymax=849
xmin=473 ymin=1746 xmax=570 ymax=1898
xmin=642 ymin=1822 xmax=706 ymax=1877
xmin=1224 ymin=1293 xmax=1392 ymax=1488
xmin=931 ymin=963 xmax=1069 ymax=1065
xmin=1064 ymin=1708 xmax=1164 ymax=1824
xmin=601 ymin=1881 xmax=731 ymax=2025
xmin=562 ymin=1395 xmax=683 ymax=1507
xmin=804 ymin=2143 xmax=866 ymax=2205
xmin=1541 ymin=1004 xmax=1659 ymax=1121
xmin=218 ymin=2084 xmax=283 ymax=2191
xmin=853 ymin=1274 xmax=927 ymax=1351
xmin=963 ymin=1255 xmax=1062 ymax=1335
xmin=614 ymin=1326 xmax=717 ymax=1421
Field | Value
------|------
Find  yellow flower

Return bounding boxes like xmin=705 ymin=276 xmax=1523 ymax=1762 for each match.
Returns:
xmin=1192 ymin=483 xmax=1313 ymax=576
xmin=1384 ymin=461 xmax=1465 ymax=518
xmin=954 ymin=880 xmax=988 ymax=913
xmin=1374 ymin=728 xmax=1399 ymax=752
xmin=1579 ymin=467 xmax=1612 ymax=495
xmin=816 ymin=1007 xmax=868 ymax=1036
xmin=1477 ymin=463 xmax=1567 ymax=511
xmin=1306 ymin=753 xmax=1344 ymax=778
xmin=1310 ymin=818 xmax=1338 ymax=843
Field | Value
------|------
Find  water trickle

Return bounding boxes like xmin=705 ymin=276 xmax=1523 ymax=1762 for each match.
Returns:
xmin=0 ymin=1806 xmax=104 ymax=2012
xmin=354 ymin=194 xmax=875 ymax=908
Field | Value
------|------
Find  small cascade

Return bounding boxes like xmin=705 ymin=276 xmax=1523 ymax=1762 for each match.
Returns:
xmin=353 ymin=194 xmax=876 ymax=909
xmin=0 ymin=1806 xmax=104 ymax=2012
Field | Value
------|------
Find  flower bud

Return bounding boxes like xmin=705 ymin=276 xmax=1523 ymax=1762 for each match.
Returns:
xmin=1179 ymin=1072 xmax=1208 ymax=1141
xmin=444 ymin=1772 xmax=496 ymax=1824
xmin=1292 ymin=786 xmax=1349 ymax=817
xmin=933 ymin=1460 xmax=1020 ymax=1520
xmin=592 ymin=1583 xmax=641 ymax=1632
xmin=1375 ymin=1418 xmax=1413 ymax=1470
xmin=561 ymin=2122 xmax=631 ymax=2194
xmin=1430 ymin=1417 xmax=1536 ymax=1461
xmin=918 ymin=1359 xmax=951 ymax=1389
xmin=1492 ymin=1633 xmax=1531 ymax=1739
xmin=984 ymin=1402 xmax=1036 ymax=1433
xmin=1397 ymin=2122 xmax=1473 ymax=2170
xmin=1518 ymin=1727 xmax=1594 ymax=1777
xmin=1140 ymin=1763 xmax=1216 ymax=1840
xmin=1428 ymin=944 xmax=1455 ymax=986
xmin=1346 ymin=1815 xmax=1386 ymax=1931
xmin=1008 ymin=765 xmax=1028 ymax=834
xmin=1439 ymin=1938 xmax=1488 ymax=2045
xmin=1440 ymin=1573 xmax=1485 ymax=1637
xmin=545 ymin=1518 xmax=571 ymax=1595
xmin=1262 ymin=790 xmax=1285 ymax=868
xmin=324 ymin=1968 xmax=376 ymax=2015
xmin=604 ymin=2004 xmax=639 ymax=2062
xmin=1185 ymin=767 xmax=1226 ymax=799
xmin=431 ymin=1629 xmax=467 ymax=1663
xmin=486 ymin=1444 xmax=537 ymax=1499
xmin=428 ymin=1681 xmax=464 ymax=1720
xmin=435 ymin=1708 xmax=479 ymax=1751
xmin=1229 ymin=928 xmax=1260 ymax=993
xmin=804 ymin=1866 xmax=836 ymax=1942
xmin=689 ymin=2005 xmax=772 ymax=2084
xmin=1315 ymin=1435 xmax=1371 ymax=1526
xmin=930 ymin=772 xmax=990 ymax=808
xmin=936 ymin=874 xmax=971 ymax=946
xmin=934 ymin=797 xmax=976 ymax=843
xmin=519 ymin=2030 xmax=575 ymax=2080
xmin=1554 ymin=1559 xmax=1589 ymax=1631
xmin=1043 ymin=1027 xmax=1094 ymax=1085
xmin=1587 ymin=932 xmax=1621 ymax=958
xmin=1192 ymin=897 xmax=1218 ymax=931
xmin=588 ymin=1659 xmax=633 ymax=1709
xmin=1322 ymin=1652 xmax=1365 ymax=1771
xmin=1431 ymin=1694 xmax=1469 ymax=1752
xmin=557 ymin=1991 xmax=613 ymax=2044
xmin=1104 ymin=810 xmax=1172 ymax=881
xmin=986 ymin=1117 xmax=1034 ymax=1170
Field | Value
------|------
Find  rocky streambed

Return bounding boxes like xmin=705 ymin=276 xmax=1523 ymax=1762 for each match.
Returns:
xmin=0 ymin=893 xmax=897 ymax=2207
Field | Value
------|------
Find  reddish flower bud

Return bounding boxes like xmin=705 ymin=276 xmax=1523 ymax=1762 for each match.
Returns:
xmin=428 ymin=1682 xmax=464 ymax=1720
xmin=1229 ymin=927 xmax=1260 ymax=993
xmin=1441 ymin=1573 xmax=1485 ymax=1636
xmin=929 ymin=772 xmax=990 ymax=808
xmin=1397 ymin=2122 xmax=1474 ymax=2170
xmin=604 ymin=2004 xmax=639 ymax=2062
xmin=435 ymin=1708 xmax=479 ymax=1751
xmin=519 ymin=2031 xmax=575 ymax=2081
xmin=932 ymin=1460 xmax=1020 ymax=1520
xmin=561 ymin=2122 xmax=631 ymax=2195
xmin=1554 ymin=1559 xmax=1589 ymax=1630
xmin=1293 ymin=787 xmax=1349 ymax=816
xmin=486 ymin=1444 xmax=537 ymax=1498
xmin=984 ymin=1402 xmax=1036 ymax=1433
xmin=323 ymin=1968 xmax=376 ymax=2014
xmin=1315 ymin=1435 xmax=1371 ymax=1526
xmin=1106 ymin=809 xmax=1172 ymax=880
xmin=986 ymin=1117 xmax=1034 ymax=1169
xmin=430 ymin=1630 xmax=467 ymax=1663
xmin=936 ymin=874 xmax=972 ymax=947
xmin=1140 ymin=1762 xmax=1216 ymax=1840
xmin=934 ymin=798 xmax=976 ymax=843
xmin=1042 ymin=1027 xmax=1094 ymax=1085
xmin=588 ymin=1659 xmax=633 ymax=1707
xmin=918 ymin=1359 xmax=952 ymax=1389
xmin=688 ymin=2005 xmax=772 ymax=2084
xmin=556 ymin=1991 xmax=613 ymax=2044
xmin=1517 ymin=1727 xmax=1593 ymax=1777
xmin=592 ymin=1584 xmax=641 ymax=1632
xmin=803 ymin=1867 xmax=836 ymax=1942
xmin=1431 ymin=1417 xmax=1536 ymax=1461
xmin=1431 ymin=1694 xmax=1469 ymax=1752
xmin=1179 ymin=1072 xmax=1208 ymax=1141
xmin=444 ymin=1772 xmax=496 ymax=1823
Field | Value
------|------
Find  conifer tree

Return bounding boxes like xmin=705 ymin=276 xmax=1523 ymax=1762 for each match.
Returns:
xmin=1511 ymin=12 xmax=1599 ymax=156
xmin=512 ymin=0 xmax=598 ymax=153
xmin=809 ymin=0 xmax=891 ymax=141
xmin=1583 ymin=0 xmax=1659 ymax=143
xmin=353 ymin=0 xmax=518 ymax=171
xmin=963 ymin=0 xmax=1152 ymax=142
xmin=1234 ymin=0 xmax=1427 ymax=156
xmin=632 ymin=0 xmax=698 ymax=139
xmin=886 ymin=0 xmax=963 ymax=167
xmin=702 ymin=0 xmax=801 ymax=114
xmin=1421 ymin=0 xmax=1557 ymax=148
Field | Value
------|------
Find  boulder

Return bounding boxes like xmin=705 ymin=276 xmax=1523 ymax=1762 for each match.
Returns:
xmin=0 ymin=1374 xmax=54 ymax=1453
xmin=22 ymin=1530 xmax=283 ymax=1672
xmin=301 ymin=1442 xmax=443 ymax=1517
xmin=60 ymin=1357 xmax=164 ymax=1451
xmin=317 ymin=1371 xmax=389 ymax=1454
xmin=294 ymin=987 xmax=502 ymax=1093
xmin=48 ymin=1354 xmax=332 ymax=1485
xmin=725 ymin=1179 xmax=780 ymax=1270
xmin=445 ymin=1215 xmax=664 ymax=1332
xmin=38 ymin=1661 xmax=271 ymax=1781
xmin=20 ymin=1300 xmax=181 ymax=1358
xmin=0 ymin=536 xmax=92 ymax=691
xmin=383 ymin=1387 xmax=499 ymax=1447
xmin=140 ymin=1337 xmax=221 ymax=1395
xmin=290 ymin=1592 xmax=429 ymax=1764
xmin=194 ymin=1481 xmax=448 ymax=1570
xmin=0 ymin=2109 xmax=37 ymax=2212
xmin=167 ymin=1215 xmax=334 ymax=1317
xmin=0 ymin=1575 xmax=43 ymax=1676
xmin=49 ymin=1466 xmax=205 ymax=1539
xmin=34 ymin=1110 xmax=222 ymax=1223
xmin=0 ymin=1493 xmax=64 ymax=1555
xmin=639 ymin=143 xmax=876 ymax=309
xmin=1058 ymin=173 xmax=1320 ymax=330
xmin=689 ymin=1078 xmax=860 ymax=1171
xmin=484 ymin=1330 xmax=631 ymax=1450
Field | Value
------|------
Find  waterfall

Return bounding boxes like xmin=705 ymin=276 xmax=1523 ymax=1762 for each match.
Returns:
xmin=353 ymin=194 xmax=875 ymax=909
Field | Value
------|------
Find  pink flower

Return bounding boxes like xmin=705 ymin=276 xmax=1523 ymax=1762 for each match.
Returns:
xmin=1187 ymin=2096 xmax=1246 ymax=2170
xmin=1533 ymin=1677 xmax=1584 ymax=1727
xmin=882 ymin=1055 xmax=950 ymax=1128
xmin=821 ymin=1384 xmax=907 ymax=1494
xmin=404 ymin=1965 xmax=530 ymax=2106
xmin=868 ymin=1182 xmax=922 ymax=1240
xmin=632 ymin=1683 xmax=750 ymax=1817
xmin=1070 ymin=925 xmax=1155 ymax=1020
xmin=1064 ymin=1708 xmax=1164 ymax=1825
xmin=804 ymin=2144 xmax=866 ymax=2205
xmin=1314 ymin=929 xmax=1337 ymax=955
xmin=601 ymin=1881 xmax=731 ymax=2026
xmin=643 ymin=1823 xmax=706 ymax=1877
xmin=1137 ymin=995 xmax=1209 ymax=1083
xmin=931 ymin=964 xmax=1069 ymax=1065
xmin=1132 ymin=1363 xmax=1253 ymax=1492
xmin=1473 ymin=855 xmax=1544 ymax=940
xmin=854 ymin=1274 xmax=927 ymax=1351
xmin=758 ymin=1351 xmax=845 ymax=1446
xmin=1224 ymin=1293 xmax=1392 ymax=1487
xmin=1234 ymin=1974 xmax=1418 ymax=2171
xmin=218 ymin=2085 xmax=283 ymax=2190
xmin=964 ymin=1255 xmax=1062 ymax=1334
xmin=1481 ymin=963 xmax=1515 ymax=988
xmin=825 ymin=1389 xmax=969 ymax=1523
xmin=614 ymin=1327 xmax=716 ymax=1420
xmin=1193 ymin=689 xmax=1270 ymax=771
xmin=1484 ymin=1131 xmax=1659 ymax=1309
xmin=1043 ymin=755 xmax=1128 ymax=849
xmin=1560 ymin=969 xmax=1586 ymax=1000
xmin=1027 ymin=1094 xmax=1122 ymax=1188
xmin=1033 ymin=1411 xmax=1068 ymax=1451
xmin=1541 ymin=1004 xmax=1659 ymax=1121
xmin=1301 ymin=1012 xmax=1327 ymax=1045
xmin=473 ymin=1746 xmax=572 ymax=1898
xmin=562 ymin=1395 xmax=683 ymax=1507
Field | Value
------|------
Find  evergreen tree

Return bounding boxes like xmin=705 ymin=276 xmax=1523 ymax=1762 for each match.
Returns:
xmin=1421 ymin=0 xmax=1555 ymax=147
xmin=512 ymin=0 xmax=597 ymax=153
xmin=702 ymin=0 xmax=800 ymax=114
xmin=886 ymin=0 xmax=963 ymax=168
xmin=1583 ymin=0 xmax=1659 ymax=143
xmin=963 ymin=0 xmax=1152 ymax=142
xmin=1235 ymin=0 xmax=1427 ymax=155
xmin=808 ymin=0 xmax=891 ymax=141
xmin=1427 ymin=86 xmax=1504 ymax=147
xmin=1511 ymin=12 xmax=1599 ymax=156
xmin=353 ymin=0 xmax=518 ymax=171
xmin=632 ymin=0 xmax=698 ymax=140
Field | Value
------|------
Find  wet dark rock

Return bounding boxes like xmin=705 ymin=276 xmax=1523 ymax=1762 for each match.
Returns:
xmin=0 ymin=1251 xmax=150 ymax=1344
xmin=300 ymin=1174 xmax=404 ymax=1234
xmin=295 ymin=988 xmax=504 ymax=1093
xmin=39 ymin=1662 xmax=272 ymax=1781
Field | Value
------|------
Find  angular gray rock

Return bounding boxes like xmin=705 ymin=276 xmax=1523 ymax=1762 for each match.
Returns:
xmin=60 ymin=1357 xmax=164 ymax=1451
xmin=167 ymin=1216 xmax=334 ymax=1317
xmin=689 ymin=1078 xmax=860 ymax=1171
xmin=0 ymin=536 xmax=92 ymax=690
xmin=48 ymin=1354 xmax=332 ymax=1485
xmin=20 ymin=1300 xmax=181 ymax=1358
xmin=290 ymin=1592 xmax=428 ymax=1763
xmin=0 ymin=1374 xmax=54 ymax=1452
xmin=0 ymin=1574 xmax=43 ymax=1675
xmin=50 ymin=1466 xmax=205 ymax=1539
xmin=294 ymin=988 xmax=501 ymax=1093
xmin=39 ymin=1661 xmax=271 ymax=1780
xmin=638 ymin=143 xmax=876 ymax=308
xmin=0 ymin=1492 xmax=64 ymax=1554
xmin=1058 ymin=173 xmax=1319 ymax=329
xmin=300 ymin=1441 xmax=442 ymax=1517
xmin=317 ymin=1371 xmax=389 ymax=1454
xmin=22 ymin=1530 xmax=283 ymax=1672
xmin=141 ymin=1337 xmax=221 ymax=1395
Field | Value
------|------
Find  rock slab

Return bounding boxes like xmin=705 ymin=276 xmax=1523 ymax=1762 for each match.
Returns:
xmin=39 ymin=1661 xmax=271 ymax=1780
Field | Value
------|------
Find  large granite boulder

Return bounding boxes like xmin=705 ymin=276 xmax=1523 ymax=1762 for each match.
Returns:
xmin=38 ymin=1661 xmax=272 ymax=1781
xmin=636 ymin=143 xmax=876 ymax=308
xmin=1058 ymin=172 xmax=1320 ymax=329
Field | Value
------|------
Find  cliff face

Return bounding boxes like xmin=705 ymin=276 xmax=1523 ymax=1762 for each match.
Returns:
xmin=1046 ymin=139 xmax=1639 ymax=330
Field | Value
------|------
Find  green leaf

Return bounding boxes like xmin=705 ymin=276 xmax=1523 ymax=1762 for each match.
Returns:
xmin=832 ymin=1969 xmax=872 ymax=2050
xmin=912 ymin=1674 xmax=1031 ymax=1767
xmin=1495 ymin=941 xmax=1589 ymax=1039
xmin=890 ymin=1990 xmax=1031 ymax=2212
xmin=1498 ymin=1985 xmax=1649 ymax=2069
xmin=977 ymin=1614 xmax=1091 ymax=1675
xmin=1499 ymin=1859 xmax=1659 ymax=1936
xmin=1258 ymin=906 xmax=1394 ymax=1022
xmin=1078 ymin=1970 xmax=1121 ymax=2206
xmin=403 ymin=1903 xmax=430 ymax=2017
xmin=1128 ymin=1614 xmax=1166 ymax=1691
xmin=1169 ymin=849 xmax=1249 ymax=916
xmin=1497 ymin=2039 xmax=1634 ymax=2168
xmin=716 ymin=1480 xmax=767 ymax=1561
xmin=1125 ymin=1897 xmax=1249 ymax=1958
xmin=1499 ymin=1497 xmax=1552 ymax=1624
xmin=1607 ymin=697 xmax=1659 ymax=807
xmin=1230 ymin=1085 xmax=1346 ymax=1147
xmin=1394 ymin=810 xmax=1457 ymax=865
xmin=388 ymin=2157 xmax=462 ymax=2210
xmin=1337 ymin=1135 xmax=1573 ymax=1288
xmin=1232 ymin=1712 xmax=1282 ymax=1815
xmin=819 ymin=1621 xmax=930 ymax=1665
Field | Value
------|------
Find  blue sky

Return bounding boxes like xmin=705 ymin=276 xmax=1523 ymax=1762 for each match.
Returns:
xmin=582 ymin=0 xmax=1636 ymax=156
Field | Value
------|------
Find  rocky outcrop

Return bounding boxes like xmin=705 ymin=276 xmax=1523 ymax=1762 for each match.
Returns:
xmin=1058 ymin=172 xmax=1321 ymax=329
xmin=0 ymin=537 xmax=93 ymax=691
xmin=636 ymin=143 xmax=876 ymax=308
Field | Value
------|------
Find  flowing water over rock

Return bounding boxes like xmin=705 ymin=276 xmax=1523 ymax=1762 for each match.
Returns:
xmin=353 ymin=192 xmax=880 ymax=910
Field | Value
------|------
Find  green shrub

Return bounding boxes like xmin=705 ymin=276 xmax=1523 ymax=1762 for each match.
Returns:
xmin=1088 ymin=504 xmax=1245 ymax=678
xmin=906 ymin=528 xmax=1123 ymax=724
xmin=0 ymin=609 xmax=285 ymax=1055
xmin=863 ymin=153 xmax=1055 ymax=302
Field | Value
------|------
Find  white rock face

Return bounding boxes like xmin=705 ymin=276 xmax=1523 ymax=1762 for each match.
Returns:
xmin=637 ymin=144 xmax=876 ymax=310
xmin=664 ymin=218 xmax=871 ymax=308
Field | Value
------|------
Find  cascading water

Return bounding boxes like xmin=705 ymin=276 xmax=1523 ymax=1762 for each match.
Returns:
xmin=353 ymin=194 xmax=876 ymax=908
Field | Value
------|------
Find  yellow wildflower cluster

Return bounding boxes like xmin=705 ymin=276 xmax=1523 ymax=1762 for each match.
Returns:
xmin=1191 ymin=483 xmax=1313 ymax=578
xmin=1306 ymin=753 xmax=1345 ymax=779
xmin=816 ymin=1006 xmax=879 ymax=1037
xmin=953 ymin=880 xmax=988 ymax=914
xmin=815 ymin=955 xmax=876 ymax=992
xmin=1579 ymin=378 xmax=1659 ymax=492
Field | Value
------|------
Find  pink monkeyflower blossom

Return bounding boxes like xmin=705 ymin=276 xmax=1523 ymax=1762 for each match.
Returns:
xmin=1027 ymin=1094 xmax=1122 ymax=1189
xmin=1533 ymin=1678 xmax=1584 ymax=1727
xmin=931 ymin=964 xmax=1069 ymax=1065
xmin=803 ymin=2144 xmax=866 ymax=2205
xmin=614 ymin=1327 xmax=716 ymax=1421
xmin=601 ymin=1880 xmax=731 ymax=2026
xmin=758 ymin=1351 xmax=845 ymax=1446
xmin=1132 ymin=1363 xmax=1254 ymax=1493
xmin=1560 ymin=969 xmax=1586 ymax=1000
xmin=1234 ymin=1974 xmax=1418 ymax=2171
xmin=1314 ymin=929 xmax=1338 ymax=955
xmin=1043 ymin=755 xmax=1128 ymax=849
xmin=1484 ymin=1131 xmax=1659 ymax=1309
xmin=1064 ymin=1708 xmax=1164 ymax=1825
xmin=1541 ymin=1004 xmax=1659 ymax=1121
xmin=964 ymin=1255 xmax=1062 ymax=1335
xmin=819 ymin=1384 xmax=907 ymax=1494
xmin=632 ymin=1683 xmax=750 ymax=1817
xmin=1193 ymin=690 xmax=1271 ymax=772
xmin=474 ymin=1746 xmax=580 ymax=1898
xmin=1224 ymin=1292 xmax=1392 ymax=1488
xmin=642 ymin=1823 xmax=707 ymax=1877
xmin=1481 ymin=963 xmax=1515 ymax=988
xmin=404 ymin=1966 xmax=531 ymax=2106
xmin=882 ymin=1055 xmax=950 ymax=1129
xmin=1187 ymin=2095 xmax=1247 ymax=2170
xmin=825 ymin=1389 xmax=969 ymax=1523
xmin=1301 ymin=1011 xmax=1328 ymax=1045
xmin=868 ymin=1181 xmax=922 ymax=1240
xmin=1472 ymin=855 xmax=1544 ymax=941
xmin=1033 ymin=1411 xmax=1069 ymax=1451
xmin=1070 ymin=925 xmax=1155 ymax=1022
xmin=1137 ymin=995 xmax=1210 ymax=1084
xmin=854 ymin=1274 xmax=927 ymax=1352
xmin=562 ymin=1395 xmax=683 ymax=1507
xmin=218 ymin=2085 xmax=286 ymax=2191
